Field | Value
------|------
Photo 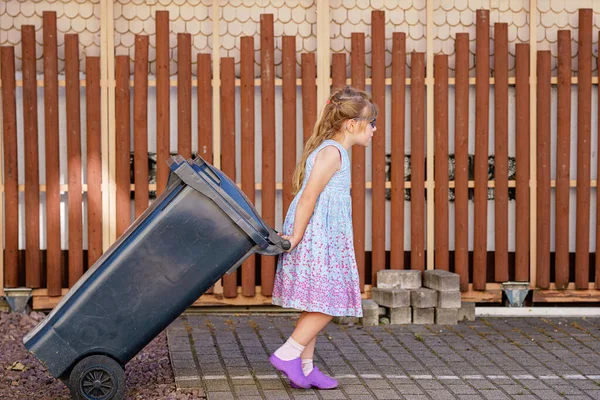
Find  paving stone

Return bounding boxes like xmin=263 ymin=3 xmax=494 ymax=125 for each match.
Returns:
xmin=423 ymin=270 xmax=460 ymax=291
xmin=371 ymin=287 xmax=411 ymax=308
xmin=377 ymin=269 xmax=421 ymax=289
xmin=413 ymin=307 xmax=435 ymax=324
xmin=459 ymin=301 xmax=476 ymax=321
xmin=207 ymin=392 xmax=236 ymax=400
xmin=435 ymin=308 xmax=459 ymax=325
xmin=411 ymin=288 xmax=438 ymax=308
xmin=437 ymin=290 xmax=462 ymax=308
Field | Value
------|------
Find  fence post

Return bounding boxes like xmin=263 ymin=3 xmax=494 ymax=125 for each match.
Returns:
xmin=426 ymin=0 xmax=435 ymax=270
xmin=211 ymin=0 xmax=223 ymax=294
xmin=100 ymin=0 xmax=116 ymax=250
xmin=529 ymin=0 xmax=538 ymax=289
xmin=0 ymin=44 xmax=4 ymax=297
xmin=316 ymin=0 xmax=330 ymax=109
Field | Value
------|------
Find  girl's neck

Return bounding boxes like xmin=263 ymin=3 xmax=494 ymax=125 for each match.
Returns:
xmin=331 ymin=133 xmax=353 ymax=150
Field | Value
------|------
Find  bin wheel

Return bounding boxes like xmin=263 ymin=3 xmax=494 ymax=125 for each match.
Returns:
xmin=68 ymin=355 xmax=125 ymax=400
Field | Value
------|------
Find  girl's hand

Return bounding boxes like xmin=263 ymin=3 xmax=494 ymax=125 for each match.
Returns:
xmin=278 ymin=232 xmax=301 ymax=252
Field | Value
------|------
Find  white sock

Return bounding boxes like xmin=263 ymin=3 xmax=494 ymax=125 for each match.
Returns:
xmin=273 ymin=337 xmax=305 ymax=361
xmin=301 ymin=358 xmax=313 ymax=376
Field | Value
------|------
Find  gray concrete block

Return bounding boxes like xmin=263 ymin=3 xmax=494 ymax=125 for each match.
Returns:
xmin=389 ymin=307 xmax=411 ymax=324
xmin=377 ymin=269 xmax=421 ymax=289
xmin=412 ymin=307 xmax=434 ymax=324
xmin=361 ymin=299 xmax=379 ymax=326
xmin=423 ymin=270 xmax=460 ymax=291
xmin=437 ymin=290 xmax=461 ymax=309
xmin=435 ymin=308 xmax=459 ymax=325
xmin=371 ymin=287 xmax=410 ymax=308
xmin=332 ymin=316 xmax=360 ymax=325
xmin=411 ymin=288 xmax=438 ymax=308
xmin=458 ymin=302 xmax=476 ymax=321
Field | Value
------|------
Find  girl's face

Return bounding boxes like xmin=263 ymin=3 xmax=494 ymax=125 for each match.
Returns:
xmin=345 ymin=116 xmax=376 ymax=147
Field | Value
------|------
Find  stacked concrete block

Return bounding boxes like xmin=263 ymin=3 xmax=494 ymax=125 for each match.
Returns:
xmin=458 ymin=302 xmax=476 ymax=322
xmin=371 ymin=287 xmax=410 ymax=308
xmin=423 ymin=270 xmax=460 ymax=325
xmin=360 ymin=299 xmax=379 ymax=326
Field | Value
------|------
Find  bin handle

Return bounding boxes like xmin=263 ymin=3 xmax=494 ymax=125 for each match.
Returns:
xmin=281 ymin=240 xmax=291 ymax=251
xmin=191 ymin=156 xmax=221 ymax=185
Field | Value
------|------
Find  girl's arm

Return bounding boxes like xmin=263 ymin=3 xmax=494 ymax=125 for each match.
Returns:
xmin=283 ymin=146 xmax=341 ymax=250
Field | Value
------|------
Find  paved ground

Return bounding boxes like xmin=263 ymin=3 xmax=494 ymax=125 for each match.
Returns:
xmin=166 ymin=313 xmax=600 ymax=400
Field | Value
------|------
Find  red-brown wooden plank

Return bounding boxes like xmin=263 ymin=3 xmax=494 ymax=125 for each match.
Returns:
xmin=390 ymin=32 xmax=406 ymax=270
xmin=261 ymin=14 xmax=276 ymax=296
xmin=556 ymin=31 xmax=571 ymax=289
xmin=301 ymin=53 xmax=316 ymax=144
xmin=221 ymin=57 xmax=237 ymax=298
xmin=86 ymin=56 xmax=102 ymax=268
xmin=454 ymin=33 xmax=470 ymax=291
xmin=282 ymin=36 xmax=296 ymax=217
xmin=515 ymin=43 xmax=530 ymax=282
xmin=43 ymin=13 xmax=61 ymax=295
xmin=134 ymin=35 xmax=149 ymax=218
xmin=22 ymin=25 xmax=41 ymax=288
xmin=371 ymin=10 xmax=386 ymax=284
xmin=411 ymin=52 xmax=425 ymax=271
xmin=156 ymin=10 xmax=170 ymax=196
xmin=434 ymin=54 xmax=449 ymax=271
xmin=494 ymin=23 xmax=509 ymax=282
xmin=351 ymin=32 xmax=366 ymax=288
xmin=575 ymin=9 xmax=592 ymax=289
xmin=116 ymin=56 xmax=131 ymax=238
xmin=597 ymin=32 xmax=600 ymax=290
xmin=197 ymin=53 xmax=212 ymax=163
xmin=536 ymin=51 xmax=551 ymax=289
xmin=332 ymin=53 xmax=346 ymax=91
xmin=65 ymin=34 xmax=83 ymax=286
xmin=1 ymin=47 xmax=19 ymax=288
xmin=473 ymin=10 xmax=490 ymax=290
xmin=177 ymin=33 xmax=192 ymax=159
xmin=240 ymin=37 xmax=256 ymax=297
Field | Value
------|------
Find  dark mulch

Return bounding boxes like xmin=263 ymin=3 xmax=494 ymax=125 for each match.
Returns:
xmin=0 ymin=311 xmax=205 ymax=399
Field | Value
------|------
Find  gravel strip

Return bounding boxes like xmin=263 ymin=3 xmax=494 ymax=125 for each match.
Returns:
xmin=0 ymin=311 xmax=205 ymax=399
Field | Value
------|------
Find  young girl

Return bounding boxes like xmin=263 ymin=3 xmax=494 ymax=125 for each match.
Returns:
xmin=270 ymin=86 xmax=378 ymax=389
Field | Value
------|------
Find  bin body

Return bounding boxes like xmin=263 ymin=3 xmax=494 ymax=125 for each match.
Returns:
xmin=24 ymin=156 xmax=285 ymax=379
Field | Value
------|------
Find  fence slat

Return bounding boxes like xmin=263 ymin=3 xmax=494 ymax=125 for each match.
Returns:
xmin=65 ymin=34 xmax=83 ymax=286
xmin=556 ymin=31 xmax=571 ymax=289
xmin=177 ymin=33 xmax=192 ymax=159
xmin=515 ymin=43 xmax=530 ymax=282
xmin=86 ymin=56 xmax=103 ymax=268
xmin=115 ymin=56 xmax=131 ymax=238
xmin=434 ymin=54 xmax=449 ymax=271
xmin=575 ymin=9 xmax=592 ymax=289
xmin=282 ymin=36 xmax=296 ymax=216
xmin=411 ymin=52 xmax=425 ymax=271
xmin=597 ymin=32 xmax=600 ymax=290
xmin=134 ymin=35 xmax=149 ymax=218
xmin=301 ymin=53 xmax=317 ymax=144
xmin=473 ymin=10 xmax=490 ymax=290
xmin=494 ymin=23 xmax=509 ymax=283
xmin=371 ymin=10 xmax=386 ymax=283
xmin=43 ymin=13 xmax=61 ymax=295
xmin=261 ymin=14 xmax=276 ymax=296
xmin=351 ymin=32 xmax=366 ymax=288
xmin=332 ymin=53 xmax=346 ymax=91
xmin=390 ymin=32 xmax=406 ymax=270
xmin=240 ymin=37 xmax=256 ymax=297
xmin=1 ymin=47 xmax=19 ymax=288
xmin=22 ymin=26 xmax=41 ymax=287
xmin=454 ymin=33 xmax=469 ymax=290
xmin=221 ymin=57 xmax=238 ymax=298
xmin=198 ymin=53 xmax=212 ymax=163
xmin=536 ymin=51 xmax=551 ymax=289
xmin=155 ymin=11 xmax=170 ymax=196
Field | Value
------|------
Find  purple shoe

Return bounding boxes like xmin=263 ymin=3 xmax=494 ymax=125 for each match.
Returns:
xmin=290 ymin=367 xmax=338 ymax=390
xmin=269 ymin=354 xmax=311 ymax=389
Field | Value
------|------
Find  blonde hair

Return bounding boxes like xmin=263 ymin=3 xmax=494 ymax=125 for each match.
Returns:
xmin=292 ymin=86 xmax=377 ymax=194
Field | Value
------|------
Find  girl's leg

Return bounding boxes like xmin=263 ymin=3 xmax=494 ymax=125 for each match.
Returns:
xmin=300 ymin=337 xmax=317 ymax=375
xmin=273 ymin=312 xmax=331 ymax=361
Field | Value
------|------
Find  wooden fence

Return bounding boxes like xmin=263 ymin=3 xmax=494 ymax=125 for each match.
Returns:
xmin=1 ymin=8 xmax=600 ymax=309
